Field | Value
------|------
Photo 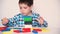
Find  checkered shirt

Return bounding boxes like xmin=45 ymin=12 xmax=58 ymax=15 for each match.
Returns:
xmin=3 ymin=12 xmax=48 ymax=27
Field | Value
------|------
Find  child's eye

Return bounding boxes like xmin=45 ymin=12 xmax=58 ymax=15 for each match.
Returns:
xmin=20 ymin=7 xmax=22 ymax=9
xmin=24 ymin=7 xmax=27 ymax=9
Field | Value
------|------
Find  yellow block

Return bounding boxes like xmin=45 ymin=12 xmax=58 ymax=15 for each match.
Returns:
xmin=31 ymin=28 xmax=41 ymax=31
xmin=41 ymin=28 xmax=49 ymax=32
xmin=2 ymin=29 xmax=13 ymax=34
xmin=31 ymin=28 xmax=34 ymax=31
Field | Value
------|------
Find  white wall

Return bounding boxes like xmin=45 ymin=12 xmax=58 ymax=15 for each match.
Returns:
xmin=0 ymin=0 xmax=60 ymax=34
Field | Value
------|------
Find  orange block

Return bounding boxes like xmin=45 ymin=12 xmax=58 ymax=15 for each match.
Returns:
xmin=33 ymin=28 xmax=42 ymax=32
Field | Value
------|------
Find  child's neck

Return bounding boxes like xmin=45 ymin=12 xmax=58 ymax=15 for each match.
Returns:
xmin=24 ymin=11 xmax=32 ymax=16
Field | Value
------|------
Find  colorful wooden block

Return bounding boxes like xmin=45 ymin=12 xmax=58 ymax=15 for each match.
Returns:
xmin=32 ymin=30 xmax=38 ymax=34
xmin=24 ymin=21 xmax=32 ymax=25
xmin=2 ymin=27 xmax=11 ymax=32
xmin=25 ymin=25 xmax=32 ymax=28
xmin=0 ymin=27 xmax=7 ymax=31
xmin=24 ymin=16 xmax=32 ymax=21
xmin=24 ymin=16 xmax=32 ymax=25
xmin=2 ymin=29 xmax=13 ymax=34
xmin=31 ymin=28 xmax=42 ymax=32
xmin=14 ymin=30 xmax=20 ymax=33
xmin=23 ymin=28 xmax=31 ymax=32
xmin=41 ymin=28 xmax=49 ymax=32
xmin=33 ymin=28 xmax=42 ymax=32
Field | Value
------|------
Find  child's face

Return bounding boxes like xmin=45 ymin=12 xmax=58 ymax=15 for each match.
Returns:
xmin=19 ymin=3 xmax=32 ymax=15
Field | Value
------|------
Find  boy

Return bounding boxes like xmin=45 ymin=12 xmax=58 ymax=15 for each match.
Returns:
xmin=2 ymin=0 xmax=47 ymax=27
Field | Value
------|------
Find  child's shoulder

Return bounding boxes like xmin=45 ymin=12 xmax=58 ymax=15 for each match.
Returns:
xmin=14 ymin=13 xmax=22 ymax=17
xmin=32 ymin=12 xmax=40 ymax=17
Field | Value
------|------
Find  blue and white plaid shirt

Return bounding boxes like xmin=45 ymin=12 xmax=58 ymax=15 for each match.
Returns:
xmin=3 ymin=12 xmax=48 ymax=27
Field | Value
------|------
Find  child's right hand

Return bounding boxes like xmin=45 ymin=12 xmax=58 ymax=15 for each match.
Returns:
xmin=2 ymin=17 xmax=9 ymax=24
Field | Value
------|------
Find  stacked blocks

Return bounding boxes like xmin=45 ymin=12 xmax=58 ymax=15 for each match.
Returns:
xmin=32 ymin=30 xmax=38 ymax=34
xmin=14 ymin=30 xmax=20 ymax=33
xmin=24 ymin=16 xmax=32 ymax=25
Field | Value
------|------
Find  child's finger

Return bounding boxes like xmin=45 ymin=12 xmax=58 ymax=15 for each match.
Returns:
xmin=36 ymin=19 xmax=40 ymax=23
xmin=40 ymin=17 xmax=44 ymax=20
xmin=36 ymin=17 xmax=44 ymax=25
xmin=1 ymin=17 xmax=6 ymax=21
xmin=1 ymin=17 xmax=8 ymax=24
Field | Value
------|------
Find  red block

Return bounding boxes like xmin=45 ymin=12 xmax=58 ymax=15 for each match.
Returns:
xmin=14 ymin=30 xmax=20 ymax=33
xmin=33 ymin=28 xmax=42 ymax=32
xmin=23 ymin=28 xmax=31 ymax=33
xmin=0 ymin=27 xmax=7 ymax=31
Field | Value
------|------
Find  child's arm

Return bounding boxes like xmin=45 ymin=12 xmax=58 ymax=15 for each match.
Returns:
xmin=37 ymin=17 xmax=44 ymax=25
xmin=2 ymin=15 xmax=18 ymax=27
xmin=37 ymin=17 xmax=48 ymax=27
xmin=32 ymin=13 xmax=48 ymax=27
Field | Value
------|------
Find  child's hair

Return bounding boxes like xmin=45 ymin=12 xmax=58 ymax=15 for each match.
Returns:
xmin=19 ymin=0 xmax=33 ymax=7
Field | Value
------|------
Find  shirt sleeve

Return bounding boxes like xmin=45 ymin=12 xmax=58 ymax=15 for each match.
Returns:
xmin=37 ymin=14 xmax=48 ymax=27
xmin=3 ymin=15 xmax=18 ymax=27
xmin=42 ymin=20 xmax=48 ymax=27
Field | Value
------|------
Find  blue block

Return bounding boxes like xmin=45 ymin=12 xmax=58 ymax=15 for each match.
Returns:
xmin=32 ymin=30 xmax=38 ymax=34
xmin=19 ymin=28 xmax=23 ymax=32
xmin=2 ymin=27 xmax=11 ymax=32
xmin=32 ymin=30 xmax=38 ymax=33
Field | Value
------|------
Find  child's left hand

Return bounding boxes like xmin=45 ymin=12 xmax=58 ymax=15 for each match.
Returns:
xmin=36 ymin=17 xmax=44 ymax=25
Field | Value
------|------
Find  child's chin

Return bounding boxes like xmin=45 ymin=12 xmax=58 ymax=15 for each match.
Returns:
xmin=23 ymin=14 xmax=28 ymax=16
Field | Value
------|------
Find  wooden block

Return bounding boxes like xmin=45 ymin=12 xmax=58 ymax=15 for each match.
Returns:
xmin=41 ymin=28 xmax=49 ymax=32
xmin=0 ymin=27 xmax=7 ymax=31
xmin=2 ymin=27 xmax=11 ymax=32
xmin=14 ymin=30 xmax=20 ymax=33
xmin=2 ymin=29 xmax=13 ymax=34
xmin=32 ymin=28 xmax=42 ymax=32
xmin=23 ymin=28 xmax=31 ymax=32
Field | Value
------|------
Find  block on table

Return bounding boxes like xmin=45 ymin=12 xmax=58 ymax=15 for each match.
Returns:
xmin=2 ymin=29 xmax=13 ymax=34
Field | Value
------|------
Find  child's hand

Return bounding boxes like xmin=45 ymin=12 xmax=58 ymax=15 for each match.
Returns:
xmin=2 ymin=17 xmax=9 ymax=24
xmin=36 ymin=17 xmax=44 ymax=25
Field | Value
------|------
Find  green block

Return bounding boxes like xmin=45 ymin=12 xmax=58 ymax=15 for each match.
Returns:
xmin=24 ymin=16 xmax=32 ymax=21
xmin=24 ymin=16 xmax=32 ymax=25
xmin=24 ymin=18 xmax=32 ymax=21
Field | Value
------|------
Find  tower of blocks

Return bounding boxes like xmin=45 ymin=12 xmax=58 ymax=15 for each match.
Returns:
xmin=24 ymin=16 xmax=32 ymax=25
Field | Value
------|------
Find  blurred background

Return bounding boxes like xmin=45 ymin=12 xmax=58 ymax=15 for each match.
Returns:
xmin=0 ymin=0 xmax=60 ymax=34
